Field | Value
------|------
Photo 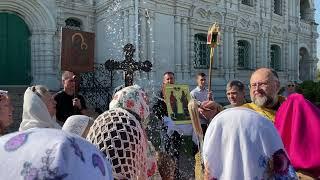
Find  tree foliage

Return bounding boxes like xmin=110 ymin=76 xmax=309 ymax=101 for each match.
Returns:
xmin=297 ymin=80 xmax=320 ymax=105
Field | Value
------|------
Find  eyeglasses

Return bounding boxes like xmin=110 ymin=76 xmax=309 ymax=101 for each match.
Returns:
xmin=287 ymin=84 xmax=295 ymax=87
xmin=248 ymin=81 xmax=269 ymax=89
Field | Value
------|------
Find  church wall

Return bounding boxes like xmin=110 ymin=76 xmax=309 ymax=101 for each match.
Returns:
xmin=132 ymin=0 xmax=318 ymax=102
xmin=0 ymin=0 xmax=317 ymax=102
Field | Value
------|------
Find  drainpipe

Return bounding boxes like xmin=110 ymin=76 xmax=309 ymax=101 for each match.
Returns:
xmin=134 ymin=0 xmax=139 ymax=60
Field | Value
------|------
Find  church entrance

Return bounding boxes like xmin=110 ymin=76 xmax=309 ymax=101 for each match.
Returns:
xmin=0 ymin=12 xmax=31 ymax=85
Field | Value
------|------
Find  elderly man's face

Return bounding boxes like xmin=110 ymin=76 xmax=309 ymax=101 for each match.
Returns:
xmin=249 ymin=70 xmax=279 ymax=108
xmin=63 ymin=72 xmax=76 ymax=91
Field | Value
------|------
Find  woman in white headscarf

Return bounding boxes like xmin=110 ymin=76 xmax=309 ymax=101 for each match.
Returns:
xmin=62 ymin=115 xmax=94 ymax=138
xmin=87 ymin=85 xmax=150 ymax=179
xmin=19 ymin=85 xmax=61 ymax=130
xmin=0 ymin=128 xmax=113 ymax=180
xmin=203 ymin=108 xmax=297 ymax=180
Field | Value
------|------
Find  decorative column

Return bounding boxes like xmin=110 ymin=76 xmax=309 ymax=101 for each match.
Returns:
xmin=288 ymin=40 xmax=293 ymax=79
xmin=223 ymin=27 xmax=229 ymax=70
xmin=254 ymin=35 xmax=259 ymax=69
xmin=139 ymin=9 xmax=147 ymax=61
xmin=259 ymin=34 xmax=264 ymax=67
xmin=146 ymin=10 xmax=156 ymax=80
xmin=128 ymin=8 xmax=135 ymax=44
xmin=228 ymin=27 xmax=235 ymax=79
xmin=294 ymin=37 xmax=299 ymax=80
xmin=174 ymin=16 xmax=182 ymax=80
xmin=32 ymin=29 xmax=59 ymax=90
xmin=123 ymin=10 xmax=129 ymax=43
xmin=284 ymin=41 xmax=289 ymax=73
xmin=181 ymin=17 xmax=188 ymax=79
xmin=263 ymin=33 xmax=268 ymax=67
xmin=189 ymin=26 xmax=195 ymax=77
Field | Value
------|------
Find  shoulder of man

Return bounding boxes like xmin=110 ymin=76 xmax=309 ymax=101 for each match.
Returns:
xmin=190 ymin=88 xmax=197 ymax=96
xmin=223 ymin=104 xmax=233 ymax=109
xmin=54 ymin=90 xmax=66 ymax=99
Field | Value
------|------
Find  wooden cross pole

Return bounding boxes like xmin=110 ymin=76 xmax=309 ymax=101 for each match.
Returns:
xmin=104 ymin=43 xmax=152 ymax=87
xmin=207 ymin=23 xmax=221 ymax=100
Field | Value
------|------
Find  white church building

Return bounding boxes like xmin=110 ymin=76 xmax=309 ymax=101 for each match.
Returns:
xmin=0 ymin=0 xmax=318 ymax=102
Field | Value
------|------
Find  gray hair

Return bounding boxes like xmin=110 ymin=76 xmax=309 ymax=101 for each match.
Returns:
xmin=62 ymin=71 xmax=75 ymax=81
xmin=226 ymin=80 xmax=245 ymax=92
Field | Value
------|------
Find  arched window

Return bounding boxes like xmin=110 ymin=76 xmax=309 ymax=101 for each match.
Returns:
xmin=274 ymin=0 xmax=282 ymax=15
xmin=299 ymin=47 xmax=310 ymax=80
xmin=241 ymin=0 xmax=253 ymax=6
xmin=65 ymin=18 xmax=82 ymax=30
xmin=237 ymin=40 xmax=250 ymax=69
xmin=300 ymin=0 xmax=311 ymax=21
xmin=270 ymin=45 xmax=281 ymax=71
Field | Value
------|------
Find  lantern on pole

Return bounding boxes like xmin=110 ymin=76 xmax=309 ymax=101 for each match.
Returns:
xmin=207 ymin=23 xmax=220 ymax=100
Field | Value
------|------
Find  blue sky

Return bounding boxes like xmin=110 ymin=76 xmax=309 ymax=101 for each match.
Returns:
xmin=316 ymin=1 xmax=320 ymax=68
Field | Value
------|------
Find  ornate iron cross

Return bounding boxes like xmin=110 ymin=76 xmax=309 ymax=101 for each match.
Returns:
xmin=105 ymin=43 xmax=152 ymax=87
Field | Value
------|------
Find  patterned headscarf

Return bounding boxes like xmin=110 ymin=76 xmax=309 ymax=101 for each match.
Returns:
xmin=0 ymin=128 xmax=113 ymax=180
xmin=109 ymin=85 xmax=150 ymax=129
xmin=203 ymin=108 xmax=297 ymax=179
xmin=87 ymin=108 xmax=148 ymax=179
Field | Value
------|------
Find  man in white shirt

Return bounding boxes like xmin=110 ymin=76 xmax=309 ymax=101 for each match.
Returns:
xmin=190 ymin=72 xmax=213 ymax=179
xmin=190 ymin=73 xmax=213 ymax=124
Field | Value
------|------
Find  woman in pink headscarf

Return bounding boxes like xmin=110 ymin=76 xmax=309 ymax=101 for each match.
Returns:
xmin=275 ymin=93 xmax=320 ymax=179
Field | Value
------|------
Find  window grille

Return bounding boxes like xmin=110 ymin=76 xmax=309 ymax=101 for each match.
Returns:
xmin=270 ymin=45 xmax=281 ymax=71
xmin=241 ymin=0 xmax=253 ymax=6
xmin=65 ymin=18 xmax=82 ymax=30
xmin=237 ymin=40 xmax=250 ymax=69
xmin=194 ymin=34 xmax=210 ymax=69
xmin=274 ymin=0 xmax=282 ymax=15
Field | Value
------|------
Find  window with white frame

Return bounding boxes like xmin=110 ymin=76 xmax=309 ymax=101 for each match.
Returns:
xmin=274 ymin=0 xmax=282 ymax=15
xmin=237 ymin=40 xmax=250 ymax=69
xmin=270 ymin=45 xmax=281 ymax=71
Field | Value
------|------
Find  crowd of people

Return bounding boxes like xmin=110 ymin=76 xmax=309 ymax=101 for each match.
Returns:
xmin=0 ymin=68 xmax=319 ymax=180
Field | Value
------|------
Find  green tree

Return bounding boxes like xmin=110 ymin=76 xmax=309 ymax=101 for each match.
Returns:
xmin=317 ymin=69 xmax=320 ymax=81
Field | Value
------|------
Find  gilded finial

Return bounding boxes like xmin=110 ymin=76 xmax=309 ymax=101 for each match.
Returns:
xmin=207 ymin=23 xmax=221 ymax=48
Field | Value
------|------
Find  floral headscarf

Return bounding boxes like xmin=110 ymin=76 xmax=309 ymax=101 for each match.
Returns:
xmin=203 ymin=108 xmax=297 ymax=179
xmin=109 ymin=85 xmax=150 ymax=128
xmin=0 ymin=128 xmax=113 ymax=180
